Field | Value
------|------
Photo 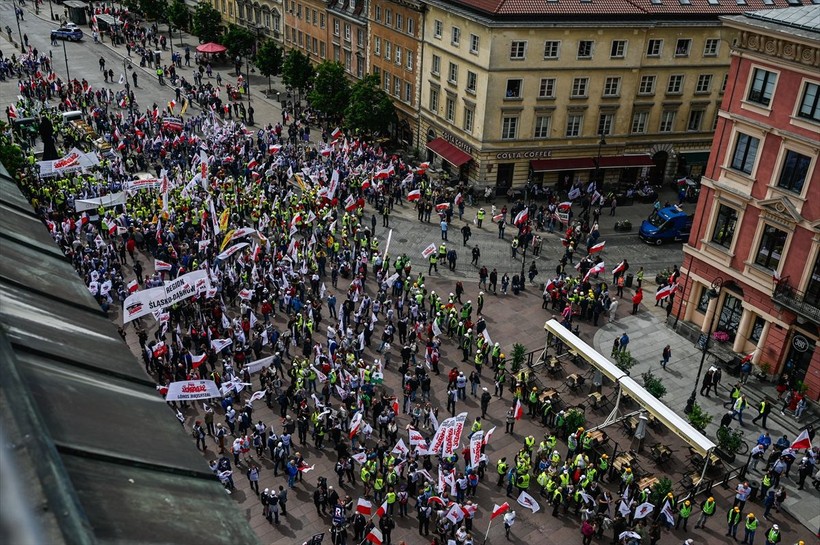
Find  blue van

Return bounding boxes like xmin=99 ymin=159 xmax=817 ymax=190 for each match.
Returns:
xmin=639 ymin=205 xmax=694 ymax=245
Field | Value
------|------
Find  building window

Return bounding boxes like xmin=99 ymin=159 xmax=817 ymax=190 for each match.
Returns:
xmin=466 ymin=71 xmax=477 ymax=94
xmin=749 ymin=315 xmax=765 ymax=343
xmin=711 ymin=204 xmax=738 ymax=248
xmin=566 ymin=114 xmax=582 ymax=137
xmin=696 ymin=285 xmax=711 ymax=313
xmin=431 ymin=54 xmax=440 ymax=75
xmin=806 ymin=254 xmax=820 ymax=309
xmin=704 ymin=38 xmax=720 ymax=56
xmin=320 ymin=41 xmax=326 ymax=58
xmin=777 ymin=150 xmax=811 ymax=194
xmin=407 ymin=18 xmax=414 ymax=36
xmin=470 ymin=34 xmax=480 ymax=54
xmin=395 ymin=14 xmax=402 ymax=30
xmin=333 ymin=19 xmax=340 ymax=36
xmin=344 ymin=23 xmax=351 ymax=42
xmin=631 ymin=111 xmax=648 ymax=134
xmin=448 ymin=62 xmax=458 ymax=84
xmin=610 ymin=40 xmax=627 ymax=58
xmin=395 ymin=47 xmax=402 ymax=66
xmin=434 ymin=20 xmax=442 ymax=39
xmin=717 ymin=294 xmax=743 ymax=341
xmin=385 ymin=9 xmax=392 ymax=25
xmin=696 ymin=74 xmax=713 ymax=94
xmin=406 ymin=52 xmax=413 ymax=71
xmin=659 ymin=110 xmax=676 ymax=132
xmin=748 ymin=68 xmax=777 ymax=106
xmin=598 ymin=113 xmax=613 ymax=136
xmin=603 ymin=76 xmax=621 ymax=97
xmin=463 ymin=107 xmax=474 ymax=132
xmin=687 ymin=110 xmax=704 ymax=131
xmin=754 ymin=224 xmax=787 ymax=271
xmin=577 ymin=40 xmax=593 ymax=59
xmin=544 ymin=41 xmax=560 ymax=59
xmin=797 ymin=82 xmax=819 ymax=122
xmin=510 ymin=41 xmax=527 ymax=59
xmin=357 ymin=29 xmax=364 ymax=48
xmin=730 ymin=133 xmax=760 ymax=174
xmin=539 ymin=78 xmax=556 ymax=98
xmin=312 ymin=10 xmax=317 ymax=25
xmin=667 ymin=74 xmax=684 ymax=94
xmin=675 ymin=38 xmax=691 ymax=56
xmin=721 ymin=74 xmax=728 ymax=93
xmin=383 ymin=71 xmax=390 ymax=92
xmin=451 ymin=27 xmax=460 ymax=46
xmin=646 ymin=39 xmax=662 ymax=57
xmin=393 ymin=77 xmax=400 ymax=97
xmin=571 ymin=77 xmax=589 ymax=98
xmin=374 ymin=5 xmax=381 ymax=21
xmin=505 ymin=79 xmax=522 ymax=99
xmin=345 ymin=50 xmax=352 ymax=72
xmin=384 ymin=42 xmax=391 ymax=61
xmin=501 ymin=116 xmax=519 ymax=140
xmin=639 ymin=75 xmax=656 ymax=95
xmin=405 ymin=82 xmax=412 ymax=103
xmin=320 ymin=13 xmax=325 ymax=28
xmin=534 ymin=115 xmax=551 ymax=138
xmin=429 ymin=88 xmax=439 ymax=112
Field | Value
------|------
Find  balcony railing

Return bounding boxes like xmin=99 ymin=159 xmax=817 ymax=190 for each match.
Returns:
xmin=773 ymin=281 xmax=820 ymax=325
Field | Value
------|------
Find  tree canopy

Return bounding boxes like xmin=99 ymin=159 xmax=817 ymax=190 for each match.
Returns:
xmin=344 ymin=74 xmax=396 ymax=136
xmin=255 ymin=39 xmax=284 ymax=79
xmin=166 ymin=0 xmax=190 ymax=31
xmin=192 ymin=3 xmax=223 ymax=44
xmin=307 ymin=61 xmax=350 ymax=120
xmin=221 ymin=25 xmax=256 ymax=59
xmin=281 ymin=50 xmax=315 ymax=95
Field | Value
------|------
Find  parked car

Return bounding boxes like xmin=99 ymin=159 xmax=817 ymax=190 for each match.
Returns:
xmin=639 ymin=205 xmax=694 ymax=245
xmin=51 ymin=26 xmax=83 ymax=42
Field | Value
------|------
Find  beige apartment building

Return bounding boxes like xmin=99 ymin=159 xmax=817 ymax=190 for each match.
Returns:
xmin=418 ymin=0 xmax=814 ymax=192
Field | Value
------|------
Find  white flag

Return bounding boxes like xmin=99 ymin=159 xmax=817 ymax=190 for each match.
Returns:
xmin=119 ymin=73 xmax=125 ymax=85
xmin=633 ymin=502 xmax=655 ymax=520
xmin=516 ymin=490 xmax=540 ymax=513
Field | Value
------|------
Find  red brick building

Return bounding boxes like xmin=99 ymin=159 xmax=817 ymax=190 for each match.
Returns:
xmin=675 ymin=6 xmax=820 ymax=399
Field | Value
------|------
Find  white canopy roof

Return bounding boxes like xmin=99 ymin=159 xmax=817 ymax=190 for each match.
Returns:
xmin=543 ymin=319 xmax=716 ymax=456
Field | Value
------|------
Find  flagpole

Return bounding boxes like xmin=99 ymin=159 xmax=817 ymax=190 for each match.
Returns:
xmin=483 ymin=517 xmax=494 ymax=545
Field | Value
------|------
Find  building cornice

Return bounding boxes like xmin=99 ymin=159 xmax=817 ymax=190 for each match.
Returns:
xmin=730 ymin=26 xmax=820 ymax=69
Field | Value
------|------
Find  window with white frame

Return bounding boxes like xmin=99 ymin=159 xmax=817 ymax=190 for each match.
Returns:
xmin=703 ymin=38 xmax=719 ymax=56
xmin=631 ymin=111 xmax=648 ymax=134
xmin=505 ymin=79 xmax=522 ymax=99
xmin=434 ymin=20 xmax=442 ymax=38
xmin=696 ymin=74 xmax=712 ymax=94
xmin=659 ymin=110 xmax=675 ymax=132
xmin=610 ymin=40 xmax=627 ymax=58
xmin=466 ymin=71 xmax=477 ymax=94
xmin=395 ymin=14 xmax=402 ymax=30
xmin=544 ymin=40 xmax=560 ymax=59
xmin=571 ymin=77 xmax=589 ymax=97
xmin=687 ymin=109 xmax=704 ymax=131
xmin=463 ymin=107 xmax=474 ymax=132
xmin=777 ymin=150 xmax=811 ymax=194
xmin=393 ymin=77 xmax=400 ymax=97
xmin=730 ymin=132 xmax=760 ymax=174
xmin=639 ymin=75 xmax=656 ymax=95
xmin=510 ymin=41 xmax=527 ymax=59
xmin=448 ymin=62 xmax=458 ymax=84
xmin=405 ymin=82 xmax=412 ymax=103
xmin=539 ymin=78 xmax=556 ymax=98
xmin=395 ymin=46 xmax=402 ymax=66
xmin=667 ymin=74 xmax=684 ymax=94
xmin=577 ymin=40 xmax=593 ymax=59
xmin=534 ymin=115 xmax=551 ymax=138
xmin=406 ymin=52 xmax=413 ymax=71
xmin=344 ymin=23 xmax=351 ymax=41
xmin=754 ymin=224 xmax=788 ymax=271
xmin=407 ymin=18 xmax=414 ymax=36
xmin=501 ymin=116 xmax=519 ymax=139
xmin=566 ymin=114 xmax=583 ymax=137
xmin=675 ymin=38 xmax=691 ymax=56
xmin=374 ymin=5 xmax=381 ymax=21
xmin=333 ymin=19 xmax=340 ymax=36
xmin=374 ymin=37 xmax=381 ymax=56
xmin=603 ymin=76 xmax=621 ymax=97
xmin=747 ymin=68 xmax=777 ymax=107
xmin=598 ymin=113 xmax=613 ymax=136
xmin=384 ymin=41 xmax=391 ymax=61
xmin=470 ymin=34 xmax=480 ymax=54
xmin=385 ymin=9 xmax=392 ymax=25
xmin=646 ymin=39 xmax=662 ymax=57
xmin=383 ymin=71 xmax=390 ymax=91
xmin=431 ymin=54 xmax=440 ymax=75
xmin=429 ymin=88 xmax=439 ymax=112
xmin=451 ymin=27 xmax=461 ymax=46
xmin=798 ymin=82 xmax=819 ymax=122
xmin=711 ymin=204 xmax=738 ymax=248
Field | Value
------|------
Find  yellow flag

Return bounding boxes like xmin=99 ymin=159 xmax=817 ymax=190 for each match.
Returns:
xmin=219 ymin=208 xmax=230 ymax=232
xmin=220 ymin=230 xmax=235 ymax=251
xmin=293 ymin=173 xmax=306 ymax=192
xmin=180 ymin=98 xmax=189 ymax=116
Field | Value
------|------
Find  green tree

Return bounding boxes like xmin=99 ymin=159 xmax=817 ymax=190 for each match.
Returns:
xmin=308 ymin=61 xmax=350 ymax=120
xmin=131 ymin=0 xmax=167 ymax=20
xmin=192 ymin=3 xmax=223 ymax=44
xmin=344 ymin=74 xmax=396 ymax=136
xmin=221 ymin=24 xmax=256 ymax=60
xmin=0 ymin=122 xmax=26 ymax=178
xmin=255 ymin=39 xmax=284 ymax=94
xmin=282 ymin=49 xmax=315 ymax=97
xmin=166 ymin=0 xmax=190 ymax=32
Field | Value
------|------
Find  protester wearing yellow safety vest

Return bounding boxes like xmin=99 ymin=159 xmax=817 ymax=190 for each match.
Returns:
xmin=694 ymin=496 xmax=717 ymax=529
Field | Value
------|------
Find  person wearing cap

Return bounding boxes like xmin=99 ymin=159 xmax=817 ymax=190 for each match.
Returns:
xmin=528 ymin=386 xmax=539 ymax=416
xmin=675 ymin=500 xmax=693 ymax=531
xmin=764 ymin=524 xmax=781 ymax=545
xmin=727 ymin=506 xmax=742 ymax=539
xmin=694 ymin=496 xmax=717 ymax=529
xmin=480 ymin=387 xmax=492 ymax=418
xmin=741 ymin=512 xmax=759 ymax=545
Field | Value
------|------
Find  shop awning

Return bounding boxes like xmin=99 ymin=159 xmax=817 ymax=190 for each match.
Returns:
xmin=530 ymin=158 xmax=596 ymax=172
xmin=426 ymin=138 xmax=472 ymax=167
xmin=598 ymin=154 xmax=655 ymax=169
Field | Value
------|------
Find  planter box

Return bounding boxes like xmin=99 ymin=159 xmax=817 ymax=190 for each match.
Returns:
xmin=714 ymin=447 xmax=736 ymax=464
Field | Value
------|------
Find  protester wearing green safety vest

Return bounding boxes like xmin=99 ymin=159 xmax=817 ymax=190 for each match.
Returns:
xmin=764 ymin=525 xmax=780 ymax=545
xmin=695 ymin=496 xmax=716 ymax=529
xmin=496 ymin=458 xmax=508 ymax=486
xmin=742 ymin=513 xmax=759 ymax=545
xmin=675 ymin=500 xmax=693 ymax=531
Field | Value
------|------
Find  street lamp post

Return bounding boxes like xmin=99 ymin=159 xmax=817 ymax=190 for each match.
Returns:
xmin=13 ymin=0 xmax=25 ymax=53
xmin=48 ymin=0 xmax=55 ymax=20
xmin=62 ymin=39 xmax=71 ymax=81
xmin=684 ymin=277 xmax=724 ymax=414
xmin=122 ymin=58 xmax=133 ymax=120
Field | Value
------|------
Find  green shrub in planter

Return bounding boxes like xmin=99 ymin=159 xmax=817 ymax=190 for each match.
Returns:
xmin=642 ymin=370 xmax=667 ymax=399
xmin=687 ymin=402 xmax=712 ymax=433
xmin=614 ymin=350 xmax=637 ymax=373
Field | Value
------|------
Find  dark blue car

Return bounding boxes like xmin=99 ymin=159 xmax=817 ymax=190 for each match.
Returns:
xmin=51 ymin=26 xmax=83 ymax=42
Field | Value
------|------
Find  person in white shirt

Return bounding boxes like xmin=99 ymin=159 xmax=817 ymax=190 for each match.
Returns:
xmin=503 ymin=510 xmax=516 ymax=539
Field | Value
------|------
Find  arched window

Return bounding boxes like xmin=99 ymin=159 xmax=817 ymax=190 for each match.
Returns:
xmin=272 ymin=9 xmax=281 ymax=32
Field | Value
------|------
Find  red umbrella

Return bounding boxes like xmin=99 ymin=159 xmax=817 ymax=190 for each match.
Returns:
xmin=196 ymin=42 xmax=227 ymax=54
